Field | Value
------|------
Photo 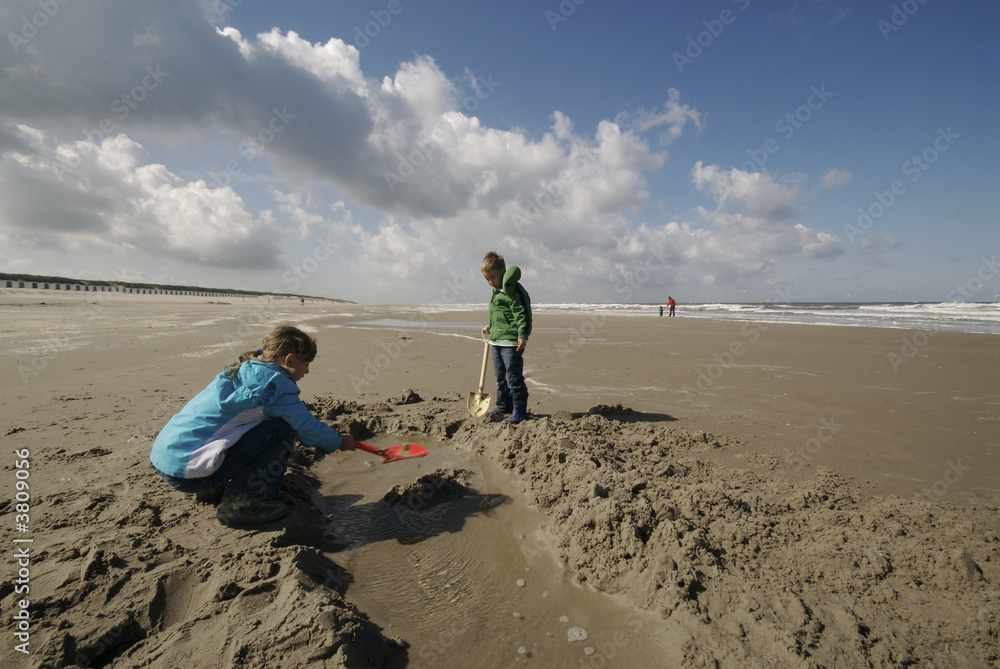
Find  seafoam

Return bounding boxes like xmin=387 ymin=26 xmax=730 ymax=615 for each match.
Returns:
xmin=427 ymin=302 xmax=1000 ymax=336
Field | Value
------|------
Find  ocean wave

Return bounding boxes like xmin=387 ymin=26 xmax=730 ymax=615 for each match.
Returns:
xmin=416 ymin=301 xmax=1000 ymax=334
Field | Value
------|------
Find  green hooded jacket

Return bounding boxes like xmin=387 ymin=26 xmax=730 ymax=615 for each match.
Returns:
xmin=487 ymin=265 xmax=532 ymax=345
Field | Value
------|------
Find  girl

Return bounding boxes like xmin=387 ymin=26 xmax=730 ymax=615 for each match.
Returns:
xmin=150 ymin=324 xmax=354 ymax=527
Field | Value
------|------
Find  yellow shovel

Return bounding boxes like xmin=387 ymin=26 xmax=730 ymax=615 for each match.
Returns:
xmin=467 ymin=338 xmax=491 ymax=416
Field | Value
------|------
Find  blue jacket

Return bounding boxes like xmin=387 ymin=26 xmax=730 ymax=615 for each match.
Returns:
xmin=150 ymin=360 xmax=342 ymax=478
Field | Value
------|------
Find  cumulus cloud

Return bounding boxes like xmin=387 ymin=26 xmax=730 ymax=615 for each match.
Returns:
xmin=818 ymin=167 xmax=853 ymax=189
xmin=622 ymin=88 xmax=706 ymax=146
xmin=859 ymin=236 xmax=903 ymax=254
xmin=0 ymin=0 xmax=680 ymax=216
xmin=281 ymin=156 xmax=846 ymax=300
xmin=628 ymin=162 xmax=847 ymax=283
xmin=0 ymin=123 xmax=280 ymax=267
xmin=692 ymin=161 xmax=807 ymax=221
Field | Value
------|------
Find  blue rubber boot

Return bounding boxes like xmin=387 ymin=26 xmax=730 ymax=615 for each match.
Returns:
xmin=503 ymin=407 xmax=528 ymax=424
xmin=485 ymin=407 xmax=508 ymax=421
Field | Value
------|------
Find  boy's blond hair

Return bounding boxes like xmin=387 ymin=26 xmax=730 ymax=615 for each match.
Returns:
xmin=226 ymin=324 xmax=318 ymax=380
xmin=481 ymin=251 xmax=505 ymax=276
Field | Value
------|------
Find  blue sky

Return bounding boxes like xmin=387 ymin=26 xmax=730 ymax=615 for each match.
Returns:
xmin=1 ymin=0 xmax=997 ymax=304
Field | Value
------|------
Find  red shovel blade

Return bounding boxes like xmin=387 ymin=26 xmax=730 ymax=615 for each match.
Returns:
xmin=356 ymin=441 xmax=429 ymax=463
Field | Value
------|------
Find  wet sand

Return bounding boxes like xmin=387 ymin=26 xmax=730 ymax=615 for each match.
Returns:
xmin=0 ymin=290 xmax=997 ymax=667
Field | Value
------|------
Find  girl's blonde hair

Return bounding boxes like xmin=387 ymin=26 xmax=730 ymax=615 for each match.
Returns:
xmin=226 ymin=324 xmax=318 ymax=380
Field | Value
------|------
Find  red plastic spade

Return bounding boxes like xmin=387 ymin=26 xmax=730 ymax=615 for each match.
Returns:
xmin=356 ymin=441 xmax=429 ymax=463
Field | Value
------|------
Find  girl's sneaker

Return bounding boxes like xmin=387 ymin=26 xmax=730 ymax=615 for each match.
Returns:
xmin=194 ymin=486 xmax=225 ymax=505
xmin=217 ymin=494 xmax=290 ymax=527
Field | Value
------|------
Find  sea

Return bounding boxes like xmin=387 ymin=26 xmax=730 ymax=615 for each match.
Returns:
xmin=424 ymin=302 xmax=1000 ymax=336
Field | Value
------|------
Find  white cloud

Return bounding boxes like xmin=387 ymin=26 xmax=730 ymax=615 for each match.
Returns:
xmin=692 ymin=161 xmax=807 ymax=221
xmin=818 ymin=167 xmax=853 ymax=189
xmin=270 ymin=188 xmax=328 ymax=239
xmin=250 ymin=28 xmax=365 ymax=93
xmin=624 ymin=88 xmax=706 ymax=146
xmin=0 ymin=124 xmax=280 ymax=267
xmin=859 ymin=236 xmax=904 ymax=254
xmin=796 ymin=225 xmax=845 ymax=259
xmin=594 ymin=162 xmax=847 ymax=285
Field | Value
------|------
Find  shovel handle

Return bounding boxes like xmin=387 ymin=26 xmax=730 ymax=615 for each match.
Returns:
xmin=477 ymin=339 xmax=490 ymax=393
xmin=355 ymin=441 xmax=385 ymax=456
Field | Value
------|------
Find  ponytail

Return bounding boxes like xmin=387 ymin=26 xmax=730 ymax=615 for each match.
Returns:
xmin=225 ymin=326 xmax=317 ymax=380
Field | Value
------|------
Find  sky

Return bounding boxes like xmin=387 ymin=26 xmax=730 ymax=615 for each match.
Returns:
xmin=1 ymin=0 xmax=997 ymax=305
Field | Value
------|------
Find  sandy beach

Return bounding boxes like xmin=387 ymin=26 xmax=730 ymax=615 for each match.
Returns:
xmin=1 ymin=290 xmax=998 ymax=668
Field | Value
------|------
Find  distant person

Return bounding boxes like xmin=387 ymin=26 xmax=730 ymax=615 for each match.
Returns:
xmin=481 ymin=251 xmax=532 ymax=424
xmin=659 ymin=305 xmax=663 ymax=317
xmin=300 ymin=297 xmax=304 ymax=305
xmin=150 ymin=325 xmax=355 ymax=527
xmin=668 ymin=296 xmax=676 ymax=317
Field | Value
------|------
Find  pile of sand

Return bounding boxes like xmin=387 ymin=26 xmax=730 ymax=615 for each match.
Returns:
xmin=450 ymin=403 xmax=1000 ymax=667
xmin=382 ymin=469 xmax=473 ymax=512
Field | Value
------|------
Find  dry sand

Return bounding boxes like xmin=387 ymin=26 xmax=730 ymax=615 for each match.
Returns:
xmin=1 ymin=290 xmax=998 ymax=668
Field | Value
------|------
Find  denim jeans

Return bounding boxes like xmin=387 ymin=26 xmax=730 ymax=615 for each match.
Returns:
xmin=155 ymin=418 xmax=295 ymax=499
xmin=491 ymin=345 xmax=527 ymax=412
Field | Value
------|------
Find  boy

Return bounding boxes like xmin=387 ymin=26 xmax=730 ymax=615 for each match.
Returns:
xmin=481 ymin=251 xmax=532 ymax=424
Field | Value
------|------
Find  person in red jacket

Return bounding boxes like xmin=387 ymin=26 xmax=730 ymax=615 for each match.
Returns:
xmin=668 ymin=296 xmax=676 ymax=317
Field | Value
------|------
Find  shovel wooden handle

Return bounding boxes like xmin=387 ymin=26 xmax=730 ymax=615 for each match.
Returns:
xmin=477 ymin=339 xmax=490 ymax=393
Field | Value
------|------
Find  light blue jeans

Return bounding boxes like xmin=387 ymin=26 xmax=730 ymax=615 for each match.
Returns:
xmin=155 ymin=418 xmax=295 ymax=499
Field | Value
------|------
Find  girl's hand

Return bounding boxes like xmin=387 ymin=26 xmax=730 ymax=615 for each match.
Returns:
xmin=340 ymin=435 xmax=356 ymax=451
xmin=516 ymin=338 xmax=526 ymax=352
xmin=482 ymin=326 xmax=490 ymax=335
